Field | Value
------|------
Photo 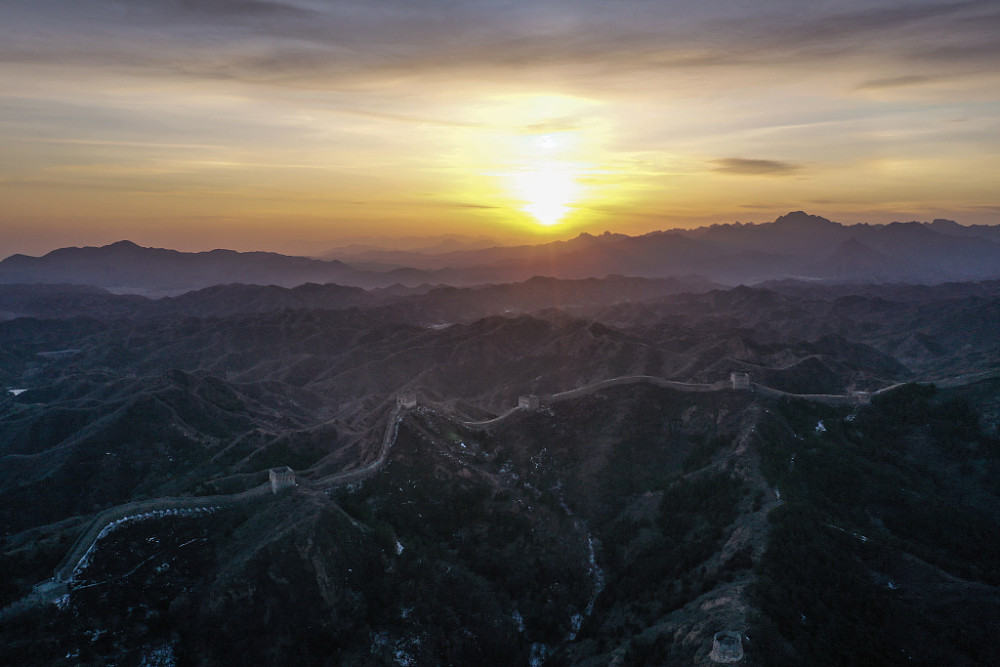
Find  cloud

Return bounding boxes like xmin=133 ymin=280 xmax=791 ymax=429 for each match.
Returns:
xmin=441 ymin=202 xmax=501 ymax=210
xmin=711 ymin=158 xmax=801 ymax=176
xmin=522 ymin=118 xmax=583 ymax=134
xmin=109 ymin=0 xmax=314 ymax=19
xmin=4 ymin=0 xmax=999 ymax=93
xmin=855 ymin=75 xmax=938 ymax=90
xmin=738 ymin=203 xmax=787 ymax=210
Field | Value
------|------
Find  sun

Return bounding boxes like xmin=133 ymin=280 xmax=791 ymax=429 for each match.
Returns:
xmin=469 ymin=94 xmax=606 ymax=229
xmin=509 ymin=165 xmax=581 ymax=226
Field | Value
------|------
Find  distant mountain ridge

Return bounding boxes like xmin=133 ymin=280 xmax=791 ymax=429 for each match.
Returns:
xmin=300 ymin=211 xmax=1000 ymax=284
xmin=0 ymin=275 xmax=720 ymax=322
xmin=0 ymin=240 xmax=417 ymax=292
xmin=319 ymin=233 xmax=500 ymax=260
xmin=3 ymin=212 xmax=999 ymax=293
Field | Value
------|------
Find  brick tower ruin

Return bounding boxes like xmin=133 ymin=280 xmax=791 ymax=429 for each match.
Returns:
xmin=269 ymin=466 xmax=295 ymax=494
xmin=709 ymin=630 xmax=744 ymax=663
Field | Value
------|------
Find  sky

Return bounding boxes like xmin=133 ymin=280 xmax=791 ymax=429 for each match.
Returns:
xmin=1 ymin=0 xmax=998 ymax=256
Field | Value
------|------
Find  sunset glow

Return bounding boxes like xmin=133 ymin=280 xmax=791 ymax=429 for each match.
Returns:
xmin=1 ymin=1 xmax=998 ymax=255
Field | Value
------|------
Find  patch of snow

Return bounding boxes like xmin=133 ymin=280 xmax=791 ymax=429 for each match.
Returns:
xmin=395 ymin=541 xmax=404 ymax=555
xmin=139 ymin=643 xmax=176 ymax=667
xmin=815 ymin=420 xmax=826 ymax=433
xmin=370 ymin=631 xmax=389 ymax=652
xmin=392 ymin=635 xmax=424 ymax=667
xmin=569 ymin=531 xmax=605 ymax=642
xmin=530 ymin=643 xmax=547 ymax=667
xmin=71 ymin=506 xmax=217 ymax=580
xmin=9 ymin=389 xmax=26 ymax=396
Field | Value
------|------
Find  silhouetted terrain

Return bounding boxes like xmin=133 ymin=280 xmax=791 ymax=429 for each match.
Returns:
xmin=322 ymin=211 xmax=1000 ymax=285
xmin=0 ymin=275 xmax=718 ymax=322
xmin=5 ymin=213 xmax=1000 ymax=293
xmin=2 ymin=262 xmax=999 ymax=665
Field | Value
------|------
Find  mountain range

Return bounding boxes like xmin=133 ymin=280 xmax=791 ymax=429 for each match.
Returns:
xmin=2 ymin=272 xmax=999 ymax=665
xmin=3 ymin=212 xmax=1000 ymax=293
xmin=2 ymin=213 xmax=1000 ymax=666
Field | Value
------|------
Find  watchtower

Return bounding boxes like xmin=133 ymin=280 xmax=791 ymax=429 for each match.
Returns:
xmin=397 ymin=392 xmax=418 ymax=409
xmin=730 ymin=372 xmax=751 ymax=390
xmin=709 ymin=630 xmax=744 ymax=663
xmin=269 ymin=466 xmax=295 ymax=494
xmin=33 ymin=579 xmax=69 ymax=599
xmin=518 ymin=394 xmax=540 ymax=410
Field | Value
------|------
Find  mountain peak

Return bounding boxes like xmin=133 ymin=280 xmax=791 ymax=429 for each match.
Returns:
xmin=881 ymin=221 xmax=937 ymax=237
xmin=772 ymin=211 xmax=836 ymax=228
xmin=926 ymin=218 xmax=963 ymax=232
xmin=107 ymin=240 xmax=141 ymax=249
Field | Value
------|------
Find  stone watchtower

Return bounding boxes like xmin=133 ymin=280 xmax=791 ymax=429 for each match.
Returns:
xmin=397 ymin=392 xmax=418 ymax=409
xmin=33 ymin=579 xmax=69 ymax=599
xmin=269 ymin=466 xmax=295 ymax=494
xmin=709 ymin=631 xmax=744 ymax=663
xmin=730 ymin=372 xmax=751 ymax=390
xmin=518 ymin=394 xmax=540 ymax=410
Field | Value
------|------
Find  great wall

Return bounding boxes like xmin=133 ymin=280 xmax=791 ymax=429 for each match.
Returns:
xmin=5 ymin=368 xmax=998 ymax=616
xmin=51 ymin=485 xmax=274 ymax=585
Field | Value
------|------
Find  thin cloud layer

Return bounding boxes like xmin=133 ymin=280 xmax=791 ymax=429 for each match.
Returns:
xmin=3 ymin=0 xmax=997 ymax=88
xmin=711 ymin=159 xmax=802 ymax=176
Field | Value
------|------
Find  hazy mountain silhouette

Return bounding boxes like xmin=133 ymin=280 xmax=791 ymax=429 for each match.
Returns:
xmin=0 ymin=241 xmax=416 ymax=293
xmin=304 ymin=212 xmax=1000 ymax=285
xmin=3 ymin=212 xmax=1000 ymax=293
xmin=801 ymin=237 xmax=926 ymax=282
xmin=0 ymin=275 xmax=719 ymax=322
xmin=319 ymin=234 xmax=500 ymax=262
xmin=924 ymin=218 xmax=1000 ymax=242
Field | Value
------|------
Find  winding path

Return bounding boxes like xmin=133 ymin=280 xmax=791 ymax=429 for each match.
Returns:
xmin=461 ymin=377 xmax=724 ymax=427
xmin=11 ymin=405 xmax=409 ymax=612
xmin=307 ymin=404 xmax=404 ymax=488
xmin=52 ymin=487 xmax=272 ymax=583
xmin=10 ymin=367 xmax=997 ymax=613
